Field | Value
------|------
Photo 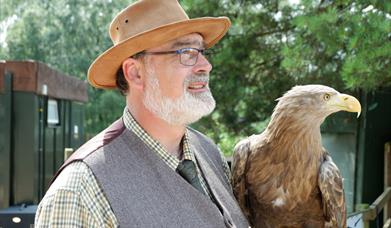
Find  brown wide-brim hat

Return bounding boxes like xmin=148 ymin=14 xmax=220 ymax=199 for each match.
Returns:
xmin=88 ymin=0 xmax=231 ymax=89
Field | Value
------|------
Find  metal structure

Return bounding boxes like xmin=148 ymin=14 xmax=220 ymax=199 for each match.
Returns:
xmin=347 ymin=143 xmax=391 ymax=228
xmin=0 ymin=61 xmax=88 ymax=219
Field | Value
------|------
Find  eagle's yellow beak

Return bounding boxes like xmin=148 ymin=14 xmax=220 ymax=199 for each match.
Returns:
xmin=329 ymin=93 xmax=362 ymax=118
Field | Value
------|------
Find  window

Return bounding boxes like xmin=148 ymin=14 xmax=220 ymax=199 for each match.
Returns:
xmin=47 ymin=99 xmax=60 ymax=125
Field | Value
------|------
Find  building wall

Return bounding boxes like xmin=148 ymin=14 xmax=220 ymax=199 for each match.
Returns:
xmin=0 ymin=89 xmax=86 ymax=208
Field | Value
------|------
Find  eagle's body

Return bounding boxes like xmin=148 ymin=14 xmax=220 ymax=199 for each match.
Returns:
xmin=231 ymin=85 xmax=361 ymax=228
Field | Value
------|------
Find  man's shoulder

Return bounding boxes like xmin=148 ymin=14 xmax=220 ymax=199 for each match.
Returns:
xmin=50 ymin=118 xmax=126 ymax=185
xmin=36 ymin=161 xmax=118 ymax=227
xmin=74 ymin=118 xmax=126 ymax=159
xmin=46 ymin=161 xmax=97 ymax=196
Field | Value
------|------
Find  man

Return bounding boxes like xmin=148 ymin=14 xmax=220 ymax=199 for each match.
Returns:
xmin=35 ymin=0 xmax=249 ymax=227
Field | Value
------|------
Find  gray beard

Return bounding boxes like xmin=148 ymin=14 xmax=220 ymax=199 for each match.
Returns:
xmin=142 ymin=69 xmax=215 ymax=126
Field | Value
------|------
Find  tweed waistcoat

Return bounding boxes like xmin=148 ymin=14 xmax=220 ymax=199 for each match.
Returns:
xmin=51 ymin=119 xmax=248 ymax=228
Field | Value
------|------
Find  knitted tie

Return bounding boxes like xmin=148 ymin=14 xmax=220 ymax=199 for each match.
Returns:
xmin=177 ymin=160 xmax=206 ymax=196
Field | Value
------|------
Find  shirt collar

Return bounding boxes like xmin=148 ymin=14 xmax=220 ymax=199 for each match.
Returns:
xmin=122 ymin=107 xmax=195 ymax=170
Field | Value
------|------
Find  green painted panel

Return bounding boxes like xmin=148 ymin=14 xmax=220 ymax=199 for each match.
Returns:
xmin=12 ymin=92 xmax=40 ymax=205
xmin=70 ymin=102 xmax=85 ymax=149
xmin=54 ymin=100 xmax=65 ymax=172
xmin=0 ymin=73 xmax=12 ymax=209
xmin=1 ymin=82 xmax=87 ymax=207
xmin=43 ymin=126 xmax=55 ymax=193
xmin=63 ymin=101 xmax=71 ymax=149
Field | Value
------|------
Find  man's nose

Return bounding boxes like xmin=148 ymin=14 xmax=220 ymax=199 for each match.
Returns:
xmin=192 ymin=53 xmax=212 ymax=74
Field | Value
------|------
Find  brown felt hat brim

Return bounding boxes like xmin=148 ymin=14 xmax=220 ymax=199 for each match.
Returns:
xmin=88 ymin=17 xmax=230 ymax=89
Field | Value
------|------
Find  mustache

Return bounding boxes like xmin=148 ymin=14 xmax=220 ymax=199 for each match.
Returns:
xmin=184 ymin=73 xmax=210 ymax=84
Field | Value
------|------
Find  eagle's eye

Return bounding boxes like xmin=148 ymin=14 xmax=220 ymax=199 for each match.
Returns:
xmin=323 ymin=93 xmax=331 ymax=101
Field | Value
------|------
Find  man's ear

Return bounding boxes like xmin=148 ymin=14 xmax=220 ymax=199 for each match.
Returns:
xmin=122 ymin=58 xmax=144 ymax=90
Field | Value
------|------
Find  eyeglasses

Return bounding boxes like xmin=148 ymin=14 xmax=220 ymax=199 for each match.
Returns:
xmin=136 ymin=47 xmax=212 ymax=66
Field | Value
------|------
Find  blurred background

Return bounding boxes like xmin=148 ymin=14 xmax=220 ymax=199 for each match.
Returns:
xmin=0 ymin=0 xmax=390 ymax=227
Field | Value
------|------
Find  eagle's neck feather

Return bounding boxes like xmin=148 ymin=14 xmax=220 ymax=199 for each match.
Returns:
xmin=261 ymin=106 xmax=325 ymax=203
xmin=267 ymin=114 xmax=322 ymax=148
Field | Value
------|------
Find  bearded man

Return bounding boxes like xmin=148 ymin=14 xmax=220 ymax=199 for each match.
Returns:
xmin=34 ymin=0 xmax=248 ymax=227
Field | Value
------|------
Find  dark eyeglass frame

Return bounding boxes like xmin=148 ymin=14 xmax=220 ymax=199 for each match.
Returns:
xmin=134 ymin=47 xmax=212 ymax=66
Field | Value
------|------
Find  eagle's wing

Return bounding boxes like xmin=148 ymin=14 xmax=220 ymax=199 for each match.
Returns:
xmin=231 ymin=136 xmax=252 ymax=219
xmin=318 ymin=151 xmax=347 ymax=228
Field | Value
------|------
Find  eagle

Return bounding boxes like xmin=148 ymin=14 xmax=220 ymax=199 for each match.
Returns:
xmin=231 ymin=85 xmax=361 ymax=228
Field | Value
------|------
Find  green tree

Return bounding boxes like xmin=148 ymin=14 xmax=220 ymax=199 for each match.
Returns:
xmin=282 ymin=0 xmax=391 ymax=90
xmin=1 ymin=0 xmax=390 ymax=155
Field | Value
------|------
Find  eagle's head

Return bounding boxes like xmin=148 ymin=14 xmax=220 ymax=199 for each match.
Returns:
xmin=273 ymin=85 xmax=361 ymax=126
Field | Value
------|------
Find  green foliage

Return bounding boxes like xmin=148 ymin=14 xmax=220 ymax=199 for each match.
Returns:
xmin=85 ymin=90 xmax=125 ymax=138
xmin=284 ymin=0 xmax=391 ymax=91
xmin=1 ymin=0 xmax=390 ymax=154
xmin=185 ymin=0 xmax=390 ymax=154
